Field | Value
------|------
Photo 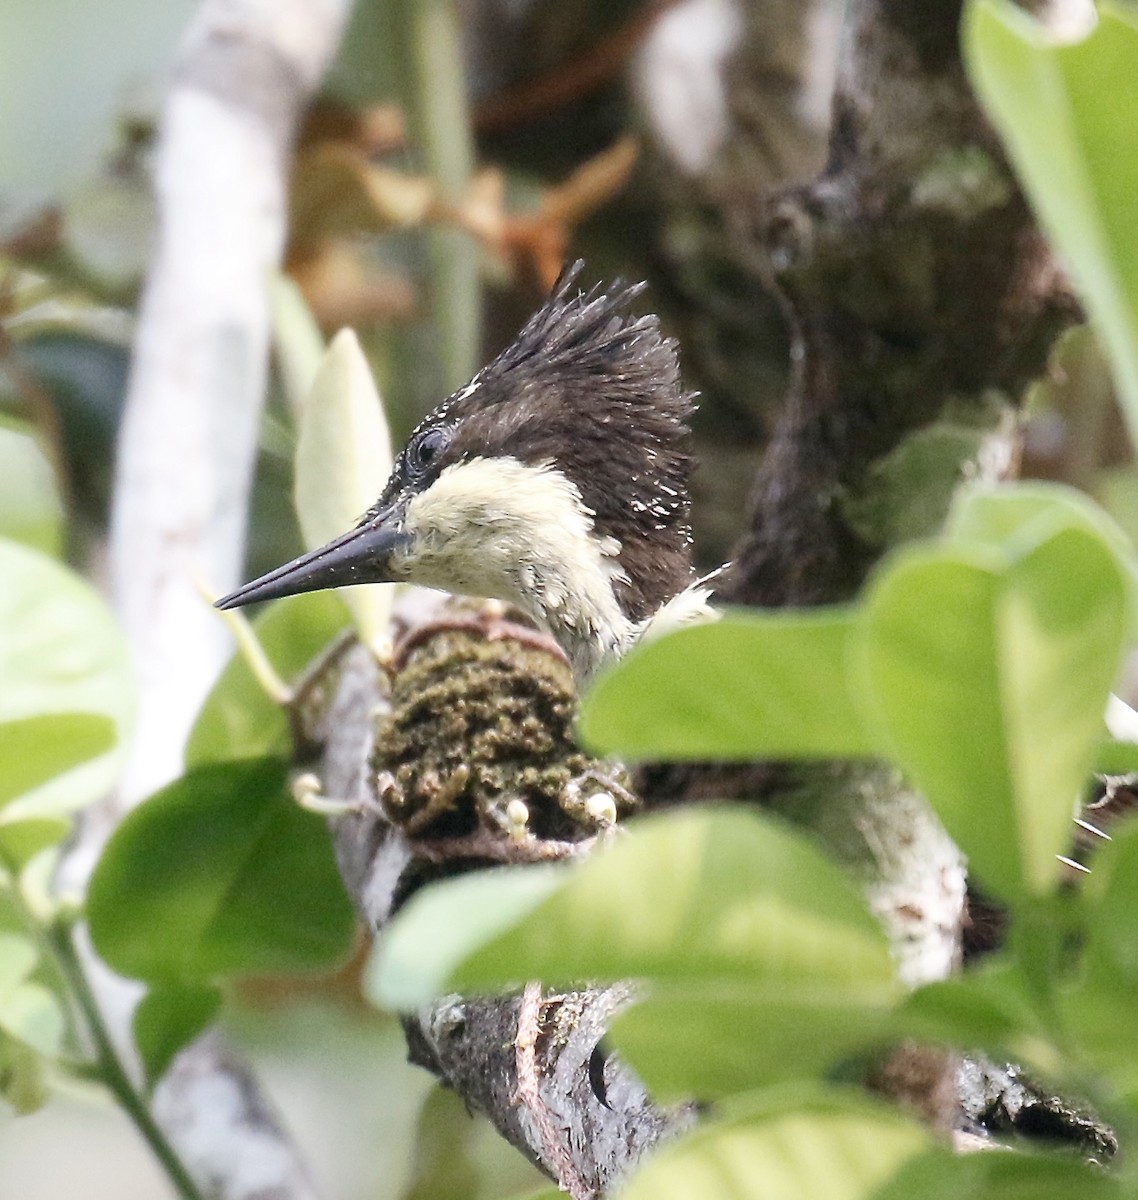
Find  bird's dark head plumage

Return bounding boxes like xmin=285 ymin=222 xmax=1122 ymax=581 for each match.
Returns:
xmin=374 ymin=262 xmax=696 ymax=621
xmin=217 ymin=263 xmax=697 ymax=682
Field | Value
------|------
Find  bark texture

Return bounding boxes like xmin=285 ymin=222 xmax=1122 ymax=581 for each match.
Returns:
xmin=645 ymin=0 xmax=1089 ymax=1134
xmin=314 ymin=0 xmax=1092 ymax=1192
xmin=312 ymin=600 xmax=691 ymax=1200
xmin=314 ymin=598 xmax=695 ymax=1200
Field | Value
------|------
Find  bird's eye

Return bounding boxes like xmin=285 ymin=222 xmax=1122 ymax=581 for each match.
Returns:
xmin=409 ymin=427 xmax=449 ymax=475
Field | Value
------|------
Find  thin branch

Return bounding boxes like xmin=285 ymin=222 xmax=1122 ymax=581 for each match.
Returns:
xmin=396 ymin=0 xmax=482 ymax=393
xmin=46 ymin=924 xmax=206 ymax=1200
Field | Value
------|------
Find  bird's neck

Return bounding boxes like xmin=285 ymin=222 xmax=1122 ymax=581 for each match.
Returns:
xmin=507 ymin=537 xmax=637 ymax=690
xmin=543 ymin=598 xmax=636 ymax=691
xmin=399 ymin=457 xmax=638 ymax=687
xmin=399 ymin=455 xmax=709 ymax=687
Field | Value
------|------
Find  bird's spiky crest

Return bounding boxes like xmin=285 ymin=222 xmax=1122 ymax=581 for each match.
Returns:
xmin=452 ymin=263 xmax=696 ymax=621
xmin=377 ymin=263 xmax=696 ymax=624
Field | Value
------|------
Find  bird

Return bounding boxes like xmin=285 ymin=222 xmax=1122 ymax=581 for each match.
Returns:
xmin=217 ymin=262 xmax=714 ymax=689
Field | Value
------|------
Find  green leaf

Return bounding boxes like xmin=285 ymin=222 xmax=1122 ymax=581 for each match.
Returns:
xmin=133 ymin=984 xmax=222 ymax=1089
xmin=0 ymin=818 xmax=72 ymax=867
xmin=948 ymin=480 xmax=1136 ymax=575
xmin=0 ymin=938 xmax=65 ymax=1061
xmin=947 ymin=481 xmax=1138 ymax=625
xmin=270 ymin=273 xmax=326 ymax=413
xmin=0 ymin=539 xmax=133 ymax=822
xmin=610 ymin=987 xmax=894 ymax=1100
xmin=872 ymin=1147 xmax=1121 ymax=1200
xmin=965 ymin=3 xmax=1138 ymax=444
xmin=1093 ymin=737 xmax=1138 ymax=776
xmin=621 ymin=1087 xmax=928 ymax=1200
xmin=371 ymin=809 xmax=900 ymax=1016
xmin=0 ymin=934 xmax=38 ymax=993
xmin=0 ymin=714 xmax=114 ymax=807
xmin=88 ymin=759 xmax=356 ymax=983
xmin=186 ymin=591 xmax=349 ymax=767
xmin=1057 ymin=825 xmax=1138 ymax=1100
xmin=0 ymin=981 xmax=64 ymax=1059
xmin=581 ymin=609 xmax=877 ymax=761
xmin=294 ymin=328 xmax=394 ymax=651
xmin=0 ymin=1033 xmax=50 ymax=1114
xmin=368 ymin=868 xmax=565 ymax=1010
xmin=401 ymin=1085 xmax=495 ymax=1200
xmin=898 ymin=960 xmax=1063 ymax=1077
xmin=0 ymin=420 xmax=63 ymax=557
xmin=858 ymin=528 xmax=1128 ymax=897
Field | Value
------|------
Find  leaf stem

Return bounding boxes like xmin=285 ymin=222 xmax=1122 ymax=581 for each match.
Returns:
xmin=398 ymin=0 xmax=482 ymax=392
xmin=45 ymin=920 xmax=207 ymax=1200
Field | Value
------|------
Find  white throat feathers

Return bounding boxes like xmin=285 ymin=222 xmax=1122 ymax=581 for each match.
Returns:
xmin=393 ymin=456 xmax=645 ymax=686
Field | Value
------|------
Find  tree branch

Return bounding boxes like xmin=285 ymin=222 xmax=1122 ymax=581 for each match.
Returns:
xmin=316 ymin=0 xmax=1096 ymax=1187
xmin=64 ymin=3 xmax=354 ymax=1197
xmin=314 ymin=599 xmax=694 ymax=1197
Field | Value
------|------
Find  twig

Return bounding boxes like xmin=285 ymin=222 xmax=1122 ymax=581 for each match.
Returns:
xmin=396 ymin=0 xmax=482 ymax=392
xmin=46 ymin=923 xmax=206 ymax=1200
xmin=515 ymin=983 xmax=595 ymax=1200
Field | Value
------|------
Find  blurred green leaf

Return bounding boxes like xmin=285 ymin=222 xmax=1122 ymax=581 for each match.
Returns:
xmin=621 ymin=1088 xmax=928 ymax=1200
xmin=0 ymin=818 xmax=72 ymax=868
xmin=371 ymin=810 xmax=900 ymax=1025
xmin=858 ymin=528 xmax=1128 ymax=897
xmin=0 ymin=937 xmax=64 ymax=1063
xmin=0 ymin=1032 xmax=50 ymax=1114
xmin=610 ymin=987 xmax=895 ymax=1100
xmin=0 ymin=539 xmax=132 ymax=822
xmin=1093 ymin=465 xmax=1138 ymax=552
xmin=88 ymin=759 xmax=356 ymax=983
xmin=369 ymin=867 xmax=563 ymax=1010
xmin=948 ymin=481 xmax=1137 ymax=580
xmin=133 ymin=984 xmax=221 ymax=1090
xmin=0 ymin=982 xmax=64 ymax=1060
xmin=871 ymin=1147 xmax=1121 ymax=1200
xmin=965 ymin=3 xmax=1138 ymax=444
xmin=294 ymin=328 xmax=393 ymax=651
xmin=898 ymin=959 xmax=1062 ymax=1078
xmin=0 ymin=935 xmax=37 ymax=993
xmin=0 ymin=421 xmax=63 ymax=557
xmin=401 ymin=1084 xmax=491 ymax=1200
xmin=0 ymin=710 xmax=108 ymax=861
xmin=581 ymin=609 xmax=876 ymax=761
xmin=1093 ymin=737 xmax=1138 ymax=775
xmin=0 ymin=714 xmax=114 ymax=807
xmin=1058 ymin=825 xmax=1138 ymax=1100
xmin=186 ymin=591 xmax=349 ymax=768
xmin=270 ymin=274 xmax=325 ymax=414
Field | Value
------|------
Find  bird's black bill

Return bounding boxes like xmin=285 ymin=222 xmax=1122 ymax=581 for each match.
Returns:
xmin=215 ymin=520 xmax=407 ymax=611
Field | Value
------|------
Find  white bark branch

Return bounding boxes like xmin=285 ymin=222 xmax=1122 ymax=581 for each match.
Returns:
xmin=69 ymin=3 xmax=355 ymax=1197
xmin=110 ymin=0 xmax=353 ymax=806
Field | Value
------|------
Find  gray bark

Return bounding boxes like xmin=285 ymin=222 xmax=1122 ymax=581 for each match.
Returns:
xmin=314 ymin=600 xmax=695 ymax=1200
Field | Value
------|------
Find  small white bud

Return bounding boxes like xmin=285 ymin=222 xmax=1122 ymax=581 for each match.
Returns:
xmin=292 ymin=773 xmax=356 ymax=816
xmin=585 ymin=791 xmax=617 ymax=826
xmin=292 ymin=773 xmax=322 ymax=807
xmin=506 ymin=798 xmax=530 ymax=841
